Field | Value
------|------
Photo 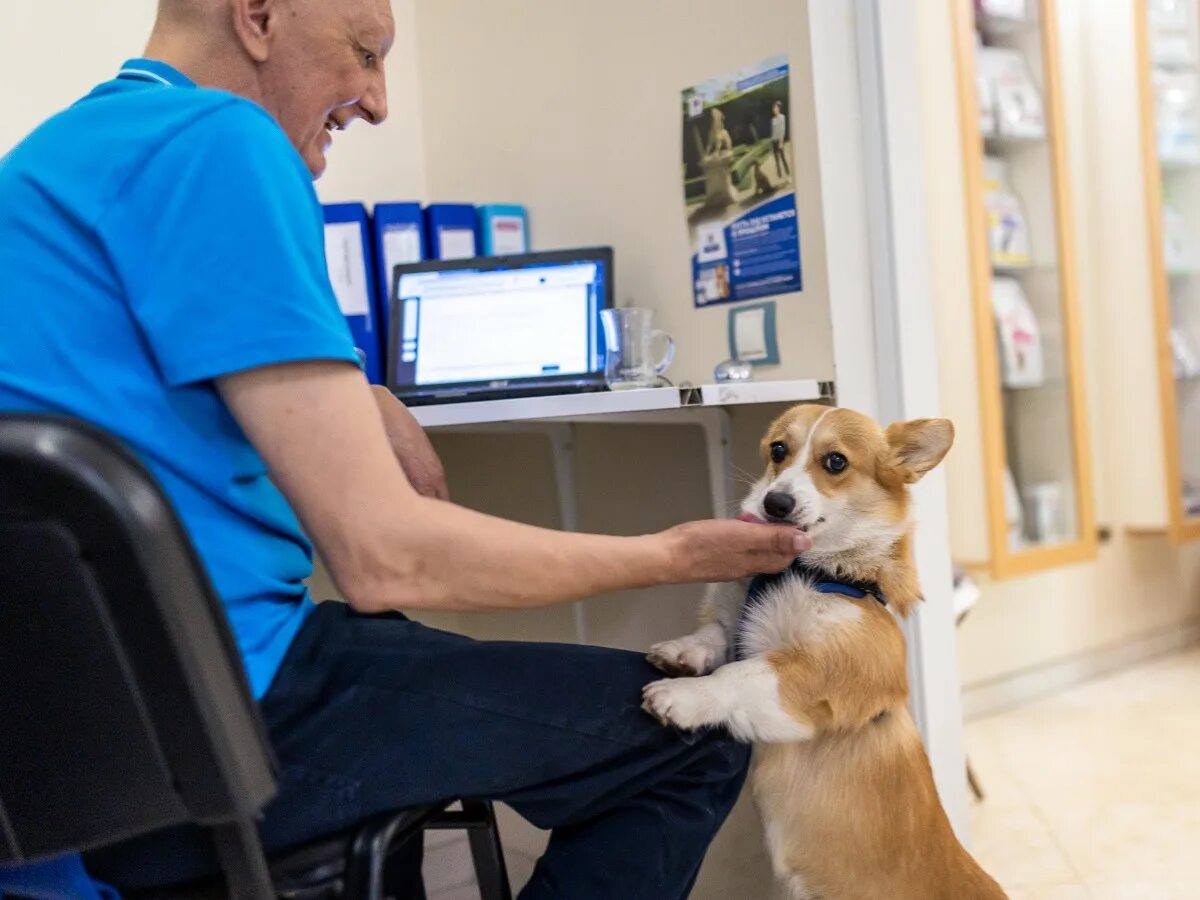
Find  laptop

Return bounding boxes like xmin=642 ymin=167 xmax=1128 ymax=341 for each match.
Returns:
xmin=387 ymin=247 xmax=614 ymax=406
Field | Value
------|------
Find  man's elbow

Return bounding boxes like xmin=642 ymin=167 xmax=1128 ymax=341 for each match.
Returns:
xmin=341 ymin=579 xmax=397 ymax=614
xmin=338 ymin=555 xmax=440 ymax=615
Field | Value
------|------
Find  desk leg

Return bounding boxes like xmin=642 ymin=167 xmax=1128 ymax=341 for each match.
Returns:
xmin=695 ymin=409 xmax=735 ymax=521
xmin=544 ymin=424 xmax=588 ymax=645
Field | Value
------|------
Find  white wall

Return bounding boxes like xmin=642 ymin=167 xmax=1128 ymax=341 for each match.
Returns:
xmin=315 ymin=0 xmax=427 ymax=203
xmin=0 ymin=2 xmax=157 ymax=153
xmin=411 ymin=0 xmax=834 ymax=388
xmin=0 ymin=0 xmax=425 ymax=205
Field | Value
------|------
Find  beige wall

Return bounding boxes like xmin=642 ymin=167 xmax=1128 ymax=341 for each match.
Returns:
xmin=0 ymin=1 xmax=425 ymax=205
xmin=0 ymin=2 xmax=157 ymax=153
xmin=411 ymin=0 xmax=834 ymax=388
xmin=917 ymin=0 xmax=1200 ymax=694
xmin=316 ymin=0 xmax=428 ymax=203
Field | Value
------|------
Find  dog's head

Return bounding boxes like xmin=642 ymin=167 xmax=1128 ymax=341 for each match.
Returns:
xmin=740 ymin=404 xmax=954 ymax=615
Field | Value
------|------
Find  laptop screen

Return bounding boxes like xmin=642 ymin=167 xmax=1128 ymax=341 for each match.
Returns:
xmin=388 ymin=248 xmax=612 ymax=402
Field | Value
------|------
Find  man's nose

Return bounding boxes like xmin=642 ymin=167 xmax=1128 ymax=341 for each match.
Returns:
xmin=359 ymin=75 xmax=388 ymax=126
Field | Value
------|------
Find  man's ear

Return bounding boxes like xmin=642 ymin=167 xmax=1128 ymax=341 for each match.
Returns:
xmin=886 ymin=418 xmax=954 ymax=483
xmin=231 ymin=0 xmax=276 ymax=63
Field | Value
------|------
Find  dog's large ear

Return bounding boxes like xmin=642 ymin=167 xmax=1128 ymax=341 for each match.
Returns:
xmin=886 ymin=418 xmax=954 ymax=484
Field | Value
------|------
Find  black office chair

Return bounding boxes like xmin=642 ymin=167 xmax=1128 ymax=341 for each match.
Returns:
xmin=0 ymin=414 xmax=511 ymax=900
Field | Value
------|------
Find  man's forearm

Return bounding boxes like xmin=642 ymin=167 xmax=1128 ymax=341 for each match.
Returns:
xmin=219 ymin=361 xmax=802 ymax=618
xmin=341 ymin=497 xmax=677 ymax=614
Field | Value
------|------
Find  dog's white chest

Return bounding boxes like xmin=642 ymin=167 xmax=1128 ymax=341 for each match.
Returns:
xmin=737 ymin=576 xmax=864 ymax=659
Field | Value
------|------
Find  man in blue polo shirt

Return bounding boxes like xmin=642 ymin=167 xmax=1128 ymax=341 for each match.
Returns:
xmin=0 ymin=0 xmax=810 ymax=896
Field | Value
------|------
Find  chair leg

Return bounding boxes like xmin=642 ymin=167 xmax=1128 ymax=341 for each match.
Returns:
xmin=382 ymin=834 xmax=427 ymax=900
xmin=966 ymin=758 xmax=985 ymax=802
xmin=461 ymin=801 xmax=511 ymax=900
xmin=345 ymin=808 xmax=441 ymax=900
xmin=210 ymin=820 xmax=275 ymax=900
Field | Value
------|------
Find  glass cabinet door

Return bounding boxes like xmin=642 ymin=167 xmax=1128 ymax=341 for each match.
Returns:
xmin=953 ymin=0 xmax=1097 ymax=577
xmin=1140 ymin=0 xmax=1200 ymax=540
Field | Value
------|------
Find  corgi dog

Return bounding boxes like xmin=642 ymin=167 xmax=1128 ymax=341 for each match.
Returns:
xmin=642 ymin=404 xmax=1005 ymax=900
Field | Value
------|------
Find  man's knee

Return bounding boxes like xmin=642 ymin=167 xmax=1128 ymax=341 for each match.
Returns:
xmin=715 ymin=729 xmax=753 ymax=774
xmin=686 ymin=727 xmax=752 ymax=791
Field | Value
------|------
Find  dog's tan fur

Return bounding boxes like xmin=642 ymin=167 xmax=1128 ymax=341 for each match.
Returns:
xmin=645 ymin=404 xmax=1004 ymax=900
xmin=757 ymin=599 xmax=1000 ymax=899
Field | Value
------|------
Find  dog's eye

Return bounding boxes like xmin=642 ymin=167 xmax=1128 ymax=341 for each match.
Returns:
xmin=769 ymin=442 xmax=788 ymax=464
xmin=824 ymin=452 xmax=848 ymax=474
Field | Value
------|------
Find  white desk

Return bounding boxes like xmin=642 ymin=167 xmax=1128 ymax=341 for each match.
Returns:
xmin=409 ymin=379 xmax=825 ymax=428
xmin=413 ymin=379 xmax=830 ymax=642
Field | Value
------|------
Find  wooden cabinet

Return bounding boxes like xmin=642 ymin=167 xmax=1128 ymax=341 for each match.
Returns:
xmin=951 ymin=0 xmax=1097 ymax=578
xmin=1135 ymin=0 xmax=1200 ymax=542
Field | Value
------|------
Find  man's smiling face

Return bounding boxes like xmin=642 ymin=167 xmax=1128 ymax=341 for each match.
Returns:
xmin=255 ymin=0 xmax=394 ymax=178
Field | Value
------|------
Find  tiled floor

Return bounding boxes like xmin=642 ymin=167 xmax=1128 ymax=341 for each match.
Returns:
xmin=966 ymin=645 xmax=1200 ymax=900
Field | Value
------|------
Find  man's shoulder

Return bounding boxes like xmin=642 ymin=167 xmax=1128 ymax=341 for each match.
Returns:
xmin=69 ymin=82 xmax=289 ymax=159
xmin=109 ymin=87 xmax=306 ymax=188
xmin=2 ymin=82 xmax=301 ymax=220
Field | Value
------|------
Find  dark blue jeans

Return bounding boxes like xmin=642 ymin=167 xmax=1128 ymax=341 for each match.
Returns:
xmin=88 ymin=602 xmax=750 ymax=899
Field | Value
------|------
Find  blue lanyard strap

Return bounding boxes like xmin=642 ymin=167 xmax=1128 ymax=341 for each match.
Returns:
xmin=747 ymin=563 xmax=888 ymax=608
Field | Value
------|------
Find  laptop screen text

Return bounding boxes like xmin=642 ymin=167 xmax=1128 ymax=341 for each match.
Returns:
xmin=393 ymin=260 xmax=604 ymax=394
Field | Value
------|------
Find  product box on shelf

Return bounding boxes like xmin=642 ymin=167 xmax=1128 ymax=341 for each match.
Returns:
xmin=978 ymin=46 xmax=1046 ymax=140
xmin=1154 ymin=68 xmax=1200 ymax=163
xmin=984 ymin=157 xmax=1033 ymax=268
xmin=1170 ymin=327 xmax=1200 ymax=379
xmin=979 ymin=0 xmax=1030 ymax=26
xmin=1163 ymin=201 xmax=1198 ymax=271
xmin=992 ymin=276 xmax=1045 ymax=389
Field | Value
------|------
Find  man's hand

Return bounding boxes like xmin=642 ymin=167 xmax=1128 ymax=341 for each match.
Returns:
xmin=660 ymin=520 xmax=812 ymax=584
xmin=370 ymin=385 xmax=448 ymax=500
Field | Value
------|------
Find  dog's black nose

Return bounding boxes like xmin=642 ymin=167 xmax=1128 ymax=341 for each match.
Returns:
xmin=763 ymin=491 xmax=796 ymax=520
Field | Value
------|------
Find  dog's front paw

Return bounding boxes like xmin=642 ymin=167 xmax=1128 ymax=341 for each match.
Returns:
xmin=642 ymin=677 xmax=722 ymax=730
xmin=647 ymin=633 xmax=725 ymax=676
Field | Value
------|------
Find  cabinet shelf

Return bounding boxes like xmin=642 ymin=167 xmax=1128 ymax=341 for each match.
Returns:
xmin=952 ymin=0 xmax=1097 ymax=578
xmin=992 ymin=260 xmax=1056 ymax=274
xmin=1160 ymin=155 xmax=1200 ymax=173
xmin=984 ymin=133 xmax=1049 ymax=152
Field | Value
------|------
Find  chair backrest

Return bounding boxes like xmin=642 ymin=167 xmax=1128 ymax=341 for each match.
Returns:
xmin=0 ymin=414 xmax=277 ymax=864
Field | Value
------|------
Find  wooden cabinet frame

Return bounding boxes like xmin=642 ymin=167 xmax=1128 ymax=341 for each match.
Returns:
xmin=950 ymin=0 xmax=1097 ymax=578
xmin=1133 ymin=3 xmax=1200 ymax=543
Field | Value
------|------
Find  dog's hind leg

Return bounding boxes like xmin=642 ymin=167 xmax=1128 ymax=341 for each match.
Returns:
xmin=646 ymin=580 xmax=746 ymax=676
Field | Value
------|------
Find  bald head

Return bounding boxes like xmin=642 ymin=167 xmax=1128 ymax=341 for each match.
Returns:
xmin=145 ymin=0 xmax=394 ymax=178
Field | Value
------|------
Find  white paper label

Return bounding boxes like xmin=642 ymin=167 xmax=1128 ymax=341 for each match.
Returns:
xmin=323 ymin=221 xmax=370 ymax=317
xmin=489 ymin=215 xmax=528 ymax=255
xmin=382 ymin=225 xmax=423 ymax=297
xmin=697 ymin=222 xmax=729 ymax=264
xmin=734 ymin=307 xmax=769 ymax=360
xmin=439 ymin=227 xmax=477 ymax=260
